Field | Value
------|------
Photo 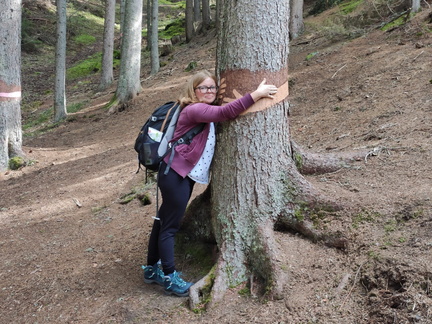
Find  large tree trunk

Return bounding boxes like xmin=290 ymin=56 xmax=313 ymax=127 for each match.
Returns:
xmin=54 ymin=0 xmax=67 ymax=122
xmin=109 ymin=0 xmax=143 ymax=113
xmin=213 ymin=0 xmax=292 ymax=303
xmin=0 ymin=0 xmax=24 ymax=172
xmin=99 ymin=0 xmax=116 ymax=91
xmin=187 ymin=0 xmax=350 ymax=308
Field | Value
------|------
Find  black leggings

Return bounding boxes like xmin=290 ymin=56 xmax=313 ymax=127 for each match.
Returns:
xmin=146 ymin=161 xmax=195 ymax=275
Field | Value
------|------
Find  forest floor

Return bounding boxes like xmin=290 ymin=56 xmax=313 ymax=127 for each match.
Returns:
xmin=1 ymin=6 xmax=432 ymax=324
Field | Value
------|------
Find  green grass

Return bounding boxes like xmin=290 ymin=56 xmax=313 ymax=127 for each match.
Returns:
xmin=73 ymin=34 xmax=96 ymax=46
xmin=66 ymin=51 xmax=120 ymax=80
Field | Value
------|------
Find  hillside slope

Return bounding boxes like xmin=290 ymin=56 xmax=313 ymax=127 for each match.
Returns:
xmin=1 ymin=8 xmax=431 ymax=324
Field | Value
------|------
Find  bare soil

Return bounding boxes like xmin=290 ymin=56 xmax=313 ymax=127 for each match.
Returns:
xmin=1 ymin=9 xmax=432 ymax=324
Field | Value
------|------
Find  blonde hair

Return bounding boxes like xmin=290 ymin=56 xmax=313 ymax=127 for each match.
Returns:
xmin=178 ymin=70 xmax=219 ymax=108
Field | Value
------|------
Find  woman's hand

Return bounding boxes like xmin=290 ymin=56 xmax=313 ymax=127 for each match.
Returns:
xmin=250 ymin=79 xmax=278 ymax=102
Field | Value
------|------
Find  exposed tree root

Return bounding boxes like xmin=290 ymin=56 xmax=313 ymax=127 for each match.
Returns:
xmin=291 ymin=140 xmax=368 ymax=175
xmin=181 ymin=141 xmax=371 ymax=308
xmin=189 ymin=271 xmax=214 ymax=310
xmin=277 ymin=211 xmax=349 ymax=249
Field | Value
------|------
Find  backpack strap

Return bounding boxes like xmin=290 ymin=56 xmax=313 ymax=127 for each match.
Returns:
xmin=163 ymin=123 xmax=205 ymax=175
xmin=159 ymin=102 xmax=178 ymax=132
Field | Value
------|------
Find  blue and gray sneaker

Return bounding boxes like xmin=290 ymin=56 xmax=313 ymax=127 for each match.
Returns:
xmin=163 ymin=271 xmax=193 ymax=297
xmin=142 ymin=264 xmax=165 ymax=286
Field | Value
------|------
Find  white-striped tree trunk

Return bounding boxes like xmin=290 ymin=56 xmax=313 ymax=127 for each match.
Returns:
xmin=0 ymin=0 xmax=24 ymax=171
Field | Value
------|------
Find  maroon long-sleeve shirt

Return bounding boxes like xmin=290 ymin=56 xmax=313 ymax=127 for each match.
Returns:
xmin=164 ymin=94 xmax=255 ymax=177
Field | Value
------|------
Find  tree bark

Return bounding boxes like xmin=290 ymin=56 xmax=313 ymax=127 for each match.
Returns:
xmin=0 ymin=0 xmax=24 ymax=171
xmin=185 ymin=0 xmax=194 ymax=42
xmin=146 ymin=0 xmax=151 ymax=51
xmin=211 ymin=0 xmax=292 ymax=304
xmin=411 ymin=0 xmax=420 ymax=12
xmin=289 ymin=0 xmax=304 ymax=40
xmin=202 ymin=0 xmax=211 ymax=32
xmin=54 ymin=0 xmax=67 ymax=122
xmin=150 ymin=0 xmax=159 ymax=75
xmin=194 ymin=0 xmax=201 ymax=22
xmin=110 ymin=0 xmax=143 ymax=113
xmin=99 ymin=0 xmax=116 ymax=91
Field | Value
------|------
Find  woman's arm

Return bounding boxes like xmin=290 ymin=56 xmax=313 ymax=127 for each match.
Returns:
xmin=184 ymin=79 xmax=278 ymax=123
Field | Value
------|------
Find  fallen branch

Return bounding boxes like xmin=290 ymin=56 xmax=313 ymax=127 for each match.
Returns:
xmin=72 ymin=198 xmax=82 ymax=208
xmin=413 ymin=50 xmax=424 ymax=62
xmin=340 ymin=262 xmax=366 ymax=309
xmin=331 ymin=64 xmax=347 ymax=79
xmin=364 ymin=146 xmax=391 ymax=163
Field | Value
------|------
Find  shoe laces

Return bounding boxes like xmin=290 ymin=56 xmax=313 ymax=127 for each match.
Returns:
xmin=169 ymin=271 xmax=187 ymax=287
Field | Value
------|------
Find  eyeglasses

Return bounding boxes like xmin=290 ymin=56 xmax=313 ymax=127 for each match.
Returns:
xmin=195 ymin=86 xmax=218 ymax=94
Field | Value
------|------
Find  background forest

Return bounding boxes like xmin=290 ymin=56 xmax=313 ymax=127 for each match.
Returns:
xmin=1 ymin=0 xmax=432 ymax=323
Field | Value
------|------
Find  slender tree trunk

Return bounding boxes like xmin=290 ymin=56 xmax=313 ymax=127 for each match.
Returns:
xmin=194 ymin=0 xmax=201 ymax=22
xmin=120 ymin=0 xmax=126 ymax=48
xmin=111 ymin=0 xmax=143 ymax=112
xmin=289 ymin=0 xmax=304 ymax=40
xmin=150 ymin=0 xmax=159 ymax=75
xmin=411 ymin=0 xmax=420 ymax=12
xmin=146 ymin=0 xmax=151 ymax=51
xmin=0 ymin=0 xmax=24 ymax=171
xmin=202 ymin=0 xmax=211 ymax=31
xmin=54 ymin=0 xmax=67 ymax=122
xmin=215 ymin=0 xmax=221 ymax=33
xmin=185 ymin=0 xmax=194 ymax=42
xmin=99 ymin=0 xmax=116 ymax=91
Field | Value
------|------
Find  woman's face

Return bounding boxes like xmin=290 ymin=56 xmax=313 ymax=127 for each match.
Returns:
xmin=194 ymin=77 xmax=218 ymax=104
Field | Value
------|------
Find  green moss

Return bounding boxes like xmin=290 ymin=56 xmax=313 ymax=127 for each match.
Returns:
xmin=294 ymin=207 xmax=305 ymax=222
xmin=119 ymin=193 xmax=136 ymax=205
xmin=305 ymin=52 xmax=319 ymax=61
xmin=160 ymin=18 xmax=185 ymax=40
xmin=119 ymin=181 xmax=154 ymax=205
xmin=293 ymin=152 xmax=303 ymax=170
xmin=185 ymin=61 xmax=197 ymax=72
xmin=339 ymin=0 xmax=364 ymax=15
xmin=381 ymin=12 xmax=415 ymax=31
xmin=238 ymin=286 xmax=251 ymax=297
xmin=192 ymin=266 xmax=216 ymax=313
xmin=9 ymin=157 xmax=25 ymax=170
